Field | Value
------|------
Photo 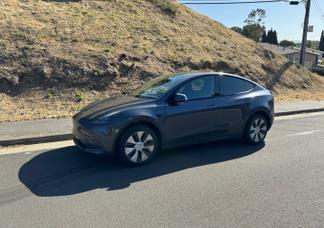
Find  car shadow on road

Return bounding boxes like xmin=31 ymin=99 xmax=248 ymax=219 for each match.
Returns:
xmin=18 ymin=140 xmax=264 ymax=197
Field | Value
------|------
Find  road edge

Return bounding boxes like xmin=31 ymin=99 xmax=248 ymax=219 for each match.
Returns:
xmin=0 ymin=134 xmax=73 ymax=147
xmin=1 ymin=107 xmax=324 ymax=147
xmin=274 ymin=108 xmax=324 ymax=117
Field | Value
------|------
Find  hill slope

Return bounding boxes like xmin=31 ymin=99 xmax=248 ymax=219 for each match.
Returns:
xmin=0 ymin=0 xmax=324 ymax=121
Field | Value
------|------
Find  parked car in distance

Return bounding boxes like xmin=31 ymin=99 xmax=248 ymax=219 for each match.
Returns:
xmin=73 ymin=72 xmax=274 ymax=166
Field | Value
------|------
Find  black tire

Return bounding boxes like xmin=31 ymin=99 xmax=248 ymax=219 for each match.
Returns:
xmin=117 ymin=125 xmax=159 ymax=166
xmin=244 ymin=114 xmax=268 ymax=145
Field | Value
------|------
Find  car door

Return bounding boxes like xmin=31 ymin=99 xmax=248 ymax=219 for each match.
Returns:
xmin=217 ymin=75 xmax=255 ymax=136
xmin=162 ymin=75 xmax=221 ymax=147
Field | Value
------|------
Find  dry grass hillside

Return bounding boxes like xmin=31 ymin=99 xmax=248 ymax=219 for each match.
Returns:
xmin=1 ymin=0 xmax=324 ymax=122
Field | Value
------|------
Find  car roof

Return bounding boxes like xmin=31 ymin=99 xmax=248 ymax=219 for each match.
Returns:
xmin=172 ymin=71 xmax=256 ymax=85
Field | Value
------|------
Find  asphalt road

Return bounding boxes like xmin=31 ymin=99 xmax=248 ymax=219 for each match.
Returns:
xmin=1 ymin=113 xmax=324 ymax=228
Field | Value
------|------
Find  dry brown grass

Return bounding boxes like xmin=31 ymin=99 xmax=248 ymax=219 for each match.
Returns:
xmin=0 ymin=0 xmax=324 ymax=122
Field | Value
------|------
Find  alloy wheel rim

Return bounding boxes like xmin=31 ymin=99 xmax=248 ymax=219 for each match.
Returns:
xmin=124 ymin=131 xmax=155 ymax=163
xmin=250 ymin=118 xmax=267 ymax=143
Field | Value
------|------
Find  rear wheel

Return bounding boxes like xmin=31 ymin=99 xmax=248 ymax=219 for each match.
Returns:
xmin=117 ymin=125 xmax=159 ymax=166
xmin=244 ymin=114 xmax=268 ymax=145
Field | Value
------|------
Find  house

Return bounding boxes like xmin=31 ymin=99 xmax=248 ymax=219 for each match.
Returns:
xmin=260 ymin=43 xmax=324 ymax=71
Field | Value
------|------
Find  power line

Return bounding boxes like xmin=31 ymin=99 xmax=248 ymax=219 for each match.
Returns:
xmin=184 ymin=0 xmax=273 ymax=2
xmin=314 ymin=0 xmax=324 ymax=15
xmin=180 ymin=0 xmax=289 ymax=5
xmin=180 ymin=0 xmax=278 ymax=1
xmin=312 ymin=0 xmax=324 ymax=24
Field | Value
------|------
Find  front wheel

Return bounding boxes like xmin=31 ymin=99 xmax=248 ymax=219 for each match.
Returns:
xmin=244 ymin=114 xmax=268 ymax=145
xmin=117 ymin=125 xmax=159 ymax=166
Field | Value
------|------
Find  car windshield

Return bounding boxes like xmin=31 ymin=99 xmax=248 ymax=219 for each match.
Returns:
xmin=132 ymin=74 xmax=185 ymax=99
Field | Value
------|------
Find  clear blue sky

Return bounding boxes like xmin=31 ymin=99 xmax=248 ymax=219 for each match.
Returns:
xmin=181 ymin=0 xmax=324 ymax=41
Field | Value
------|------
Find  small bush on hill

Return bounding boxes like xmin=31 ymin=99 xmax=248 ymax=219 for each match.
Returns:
xmin=149 ymin=0 xmax=178 ymax=16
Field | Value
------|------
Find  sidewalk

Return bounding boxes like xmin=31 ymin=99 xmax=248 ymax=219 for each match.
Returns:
xmin=0 ymin=118 xmax=72 ymax=146
xmin=1 ymin=100 xmax=324 ymax=146
xmin=275 ymin=100 xmax=324 ymax=116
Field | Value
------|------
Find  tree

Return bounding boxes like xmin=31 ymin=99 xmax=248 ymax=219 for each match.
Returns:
xmin=306 ymin=40 xmax=319 ymax=49
xmin=279 ymin=40 xmax=296 ymax=47
xmin=261 ymin=32 xmax=267 ymax=43
xmin=242 ymin=24 xmax=266 ymax=42
xmin=231 ymin=26 xmax=243 ymax=34
xmin=244 ymin=8 xmax=266 ymax=25
xmin=242 ymin=9 xmax=266 ymax=42
xmin=319 ymin=31 xmax=324 ymax=52
xmin=272 ymin=30 xmax=278 ymax=45
xmin=267 ymin=29 xmax=278 ymax=45
xmin=262 ymin=29 xmax=278 ymax=45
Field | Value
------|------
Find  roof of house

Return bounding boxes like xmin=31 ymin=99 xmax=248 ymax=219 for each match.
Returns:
xmin=260 ymin=43 xmax=299 ymax=55
xmin=290 ymin=47 xmax=324 ymax=56
xmin=260 ymin=43 xmax=324 ymax=57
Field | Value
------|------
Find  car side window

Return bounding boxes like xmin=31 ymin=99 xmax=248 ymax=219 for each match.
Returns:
xmin=177 ymin=76 xmax=215 ymax=101
xmin=220 ymin=76 xmax=254 ymax=96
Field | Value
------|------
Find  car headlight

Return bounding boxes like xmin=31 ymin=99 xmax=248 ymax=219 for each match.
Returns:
xmin=89 ymin=111 xmax=119 ymax=123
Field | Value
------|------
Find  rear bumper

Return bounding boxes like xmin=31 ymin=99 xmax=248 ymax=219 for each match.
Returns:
xmin=73 ymin=118 xmax=116 ymax=156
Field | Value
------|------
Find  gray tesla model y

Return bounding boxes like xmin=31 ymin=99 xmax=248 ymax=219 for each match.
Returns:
xmin=73 ymin=72 xmax=274 ymax=166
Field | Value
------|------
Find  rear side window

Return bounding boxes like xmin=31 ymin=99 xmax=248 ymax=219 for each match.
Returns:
xmin=220 ymin=76 xmax=254 ymax=96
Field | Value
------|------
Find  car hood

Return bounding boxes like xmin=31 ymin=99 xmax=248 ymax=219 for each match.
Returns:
xmin=73 ymin=96 xmax=149 ymax=120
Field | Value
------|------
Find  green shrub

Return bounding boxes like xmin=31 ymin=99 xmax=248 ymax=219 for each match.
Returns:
xmin=71 ymin=105 xmax=81 ymax=112
xmin=75 ymin=91 xmax=85 ymax=102
xmin=46 ymin=91 xmax=54 ymax=99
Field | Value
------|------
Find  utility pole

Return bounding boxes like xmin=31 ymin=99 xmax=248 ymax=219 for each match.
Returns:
xmin=300 ymin=0 xmax=311 ymax=66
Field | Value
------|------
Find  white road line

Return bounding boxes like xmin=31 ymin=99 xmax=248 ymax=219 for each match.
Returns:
xmin=288 ymin=130 xmax=321 ymax=137
xmin=0 ymin=140 xmax=74 ymax=156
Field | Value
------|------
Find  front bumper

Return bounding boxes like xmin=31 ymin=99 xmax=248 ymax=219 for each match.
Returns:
xmin=73 ymin=118 xmax=116 ymax=156
xmin=73 ymin=137 xmax=103 ymax=155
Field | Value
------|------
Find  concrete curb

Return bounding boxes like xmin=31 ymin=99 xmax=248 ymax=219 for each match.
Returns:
xmin=0 ymin=133 xmax=73 ymax=147
xmin=274 ymin=108 xmax=324 ymax=117
xmin=1 ymin=108 xmax=324 ymax=147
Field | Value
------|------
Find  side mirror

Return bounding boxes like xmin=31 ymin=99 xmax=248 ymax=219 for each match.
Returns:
xmin=171 ymin=93 xmax=188 ymax=104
